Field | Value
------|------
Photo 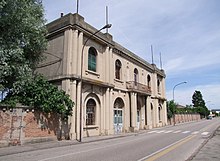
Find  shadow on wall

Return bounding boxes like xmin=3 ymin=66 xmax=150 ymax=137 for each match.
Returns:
xmin=0 ymin=106 xmax=71 ymax=147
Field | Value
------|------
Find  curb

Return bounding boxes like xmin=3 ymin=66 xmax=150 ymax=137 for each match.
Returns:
xmin=186 ymin=125 xmax=220 ymax=161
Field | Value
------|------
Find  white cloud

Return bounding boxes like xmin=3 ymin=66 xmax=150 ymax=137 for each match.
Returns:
xmin=166 ymin=84 xmax=220 ymax=109
xmin=43 ymin=0 xmax=220 ymax=110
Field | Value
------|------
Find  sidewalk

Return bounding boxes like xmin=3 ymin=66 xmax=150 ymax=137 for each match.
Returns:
xmin=189 ymin=126 xmax=220 ymax=161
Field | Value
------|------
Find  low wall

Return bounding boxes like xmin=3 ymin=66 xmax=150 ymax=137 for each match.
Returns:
xmin=0 ymin=105 xmax=69 ymax=147
xmin=168 ymin=114 xmax=201 ymax=125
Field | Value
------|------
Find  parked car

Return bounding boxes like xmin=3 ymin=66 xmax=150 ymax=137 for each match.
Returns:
xmin=207 ymin=116 xmax=213 ymax=120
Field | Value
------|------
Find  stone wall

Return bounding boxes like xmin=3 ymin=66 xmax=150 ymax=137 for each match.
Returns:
xmin=167 ymin=114 xmax=201 ymax=125
xmin=0 ymin=105 xmax=65 ymax=147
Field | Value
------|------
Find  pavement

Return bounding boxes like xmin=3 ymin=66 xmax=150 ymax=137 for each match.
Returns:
xmin=0 ymin=126 xmax=220 ymax=161
xmin=189 ymin=125 xmax=220 ymax=161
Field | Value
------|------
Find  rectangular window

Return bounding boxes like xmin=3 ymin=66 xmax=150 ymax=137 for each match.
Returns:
xmin=86 ymin=106 xmax=95 ymax=125
xmin=88 ymin=54 xmax=96 ymax=72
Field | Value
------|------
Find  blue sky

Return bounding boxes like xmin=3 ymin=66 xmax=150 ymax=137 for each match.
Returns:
xmin=42 ymin=0 xmax=220 ymax=109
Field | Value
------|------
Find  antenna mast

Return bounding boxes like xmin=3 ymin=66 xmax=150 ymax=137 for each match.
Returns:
xmin=151 ymin=45 xmax=154 ymax=64
xmin=160 ymin=52 xmax=163 ymax=69
xmin=105 ymin=6 xmax=109 ymax=33
xmin=76 ymin=0 xmax=79 ymax=14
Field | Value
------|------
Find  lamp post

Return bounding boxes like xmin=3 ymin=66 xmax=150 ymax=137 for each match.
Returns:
xmin=79 ymin=24 xmax=112 ymax=142
xmin=172 ymin=81 xmax=187 ymax=125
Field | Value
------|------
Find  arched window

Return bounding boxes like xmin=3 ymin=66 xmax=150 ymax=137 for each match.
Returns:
xmin=114 ymin=98 xmax=124 ymax=126
xmin=147 ymin=74 xmax=151 ymax=87
xmin=115 ymin=59 xmax=122 ymax=79
xmin=151 ymin=103 xmax=154 ymax=122
xmin=86 ymin=99 xmax=96 ymax=125
xmin=158 ymin=105 xmax=162 ymax=121
xmin=134 ymin=68 xmax=138 ymax=85
xmin=157 ymin=79 xmax=160 ymax=93
xmin=114 ymin=98 xmax=124 ymax=109
xmin=88 ymin=47 xmax=97 ymax=72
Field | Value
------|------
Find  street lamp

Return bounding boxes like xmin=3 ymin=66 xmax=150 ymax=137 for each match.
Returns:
xmin=79 ymin=24 xmax=112 ymax=142
xmin=172 ymin=81 xmax=187 ymax=102
xmin=172 ymin=81 xmax=187 ymax=125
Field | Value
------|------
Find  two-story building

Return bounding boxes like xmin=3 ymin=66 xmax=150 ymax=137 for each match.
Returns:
xmin=37 ymin=13 xmax=167 ymax=141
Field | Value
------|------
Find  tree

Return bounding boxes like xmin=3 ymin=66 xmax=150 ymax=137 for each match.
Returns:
xmin=0 ymin=0 xmax=47 ymax=89
xmin=192 ymin=90 xmax=209 ymax=118
xmin=3 ymin=75 xmax=73 ymax=118
xmin=0 ymin=0 xmax=74 ymax=117
xmin=167 ymin=100 xmax=176 ymax=119
xmin=192 ymin=90 xmax=205 ymax=108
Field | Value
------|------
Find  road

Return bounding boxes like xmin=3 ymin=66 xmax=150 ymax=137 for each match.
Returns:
xmin=0 ymin=118 xmax=219 ymax=161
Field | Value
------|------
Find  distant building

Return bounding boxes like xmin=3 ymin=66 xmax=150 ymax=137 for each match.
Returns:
xmin=176 ymin=104 xmax=186 ymax=109
xmin=37 ymin=13 xmax=167 ymax=140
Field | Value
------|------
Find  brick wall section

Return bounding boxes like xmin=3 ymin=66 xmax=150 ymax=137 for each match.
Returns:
xmin=0 ymin=111 xmax=10 ymax=140
xmin=23 ymin=112 xmax=59 ymax=137
xmin=168 ymin=114 xmax=201 ymax=125
xmin=0 ymin=106 xmax=62 ymax=147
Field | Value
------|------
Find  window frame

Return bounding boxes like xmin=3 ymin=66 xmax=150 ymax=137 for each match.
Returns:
xmin=88 ymin=47 xmax=97 ymax=72
xmin=86 ymin=99 xmax=96 ymax=125
xmin=115 ymin=59 xmax=122 ymax=80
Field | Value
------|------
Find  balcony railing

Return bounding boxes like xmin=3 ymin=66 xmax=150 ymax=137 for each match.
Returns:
xmin=126 ymin=81 xmax=151 ymax=95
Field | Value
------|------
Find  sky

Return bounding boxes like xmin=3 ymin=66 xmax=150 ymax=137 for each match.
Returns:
xmin=42 ymin=0 xmax=220 ymax=109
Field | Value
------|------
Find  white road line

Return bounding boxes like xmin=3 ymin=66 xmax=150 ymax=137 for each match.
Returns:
xmin=38 ymin=135 xmax=148 ymax=161
xmin=201 ymin=132 xmax=209 ymax=135
xmin=173 ymin=130 xmax=181 ymax=133
xmin=164 ymin=130 xmax=173 ymax=133
xmin=147 ymin=131 xmax=157 ymax=134
xmin=182 ymin=131 xmax=190 ymax=134
xmin=137 ymin=135 xmax=195 ymax=161
xmin=191 ymin=131 xmax=199 ymax=135
xmin=156 ymin=130 xmax=165 ymax=133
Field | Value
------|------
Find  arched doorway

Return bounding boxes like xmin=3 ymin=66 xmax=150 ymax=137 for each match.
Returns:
xmin=113 ymin=98 xmax=124 ymax=134
xmin=158 ymin=104 xmax=162 ymax=122
xmin=137 ymin=99 xmax=141 ymax=129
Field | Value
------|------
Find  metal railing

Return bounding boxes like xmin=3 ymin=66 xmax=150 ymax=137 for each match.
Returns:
xmin=126 ymin=81 xmax=151 ymax=95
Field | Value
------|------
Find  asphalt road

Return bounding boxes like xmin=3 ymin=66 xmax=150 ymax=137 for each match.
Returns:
xmin=0 ymin=118 xmax=219 ymax=161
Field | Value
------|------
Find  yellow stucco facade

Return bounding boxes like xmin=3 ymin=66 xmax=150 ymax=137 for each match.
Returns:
xmin=37 ymin=13 xmax=167 ymax=141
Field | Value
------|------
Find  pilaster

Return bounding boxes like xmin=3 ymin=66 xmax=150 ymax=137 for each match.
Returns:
xmin=77 ymin=32 xmax=83 ymax=76
xmin=69 ymin=80 xmax=77 ymax=140
xmin=130 ymin=92 xmax=138 ymax=132
xmin=72 ymin=30 xmax=79 ymax=74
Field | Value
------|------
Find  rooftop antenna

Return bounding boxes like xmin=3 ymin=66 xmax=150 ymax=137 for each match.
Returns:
xmin=76 ymin=0 xmax=79 ymax=14
xmin=151 ymin=45 xmax=154 ymax=64
xmin=160 ymin=52 xmax=163 ymax=69
xmin=105 ymin=6 xmax=109 ymax=33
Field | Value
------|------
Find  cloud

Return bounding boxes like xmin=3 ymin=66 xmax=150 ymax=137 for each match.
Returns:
xmin=43 ymin=0 xmax=220 ymax=110
xmin=166 ymin=83 xmax=220 ymax=109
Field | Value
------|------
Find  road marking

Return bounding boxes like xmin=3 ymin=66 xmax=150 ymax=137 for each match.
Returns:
xmin=173 ymin=130 xmax=181 ymax=133
xmin=38 ymin=134 xmax=151 ymax=161
xmin=137 ymin=135 xmax=196 ymax=161
xmin=191 ymin=131 xmax=199 ymax=135
xmin=148 ymin=131 xmax=157 ymax=134
xmin=156 ymin=130 xmax=165 ymax=133
xmin=182 ymin=131 xmax=190 ymax=134
xmin=201 ymin=132 xmax=209 ymax=135
xmin=164 ymin=130 xmax=173 ymax=133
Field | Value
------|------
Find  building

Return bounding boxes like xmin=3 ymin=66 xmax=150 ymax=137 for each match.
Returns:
xmin=37 ymin=13 xmax=167 ymax=141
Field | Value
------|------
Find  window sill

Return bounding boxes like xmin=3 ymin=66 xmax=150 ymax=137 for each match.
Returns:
xmin=85 ymin=70 xmax=100 ymax=78
xmin=84 ymin=125 xmax=99 ymax=129
xmin=114 ymin=78 xmax=124 ymax=84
